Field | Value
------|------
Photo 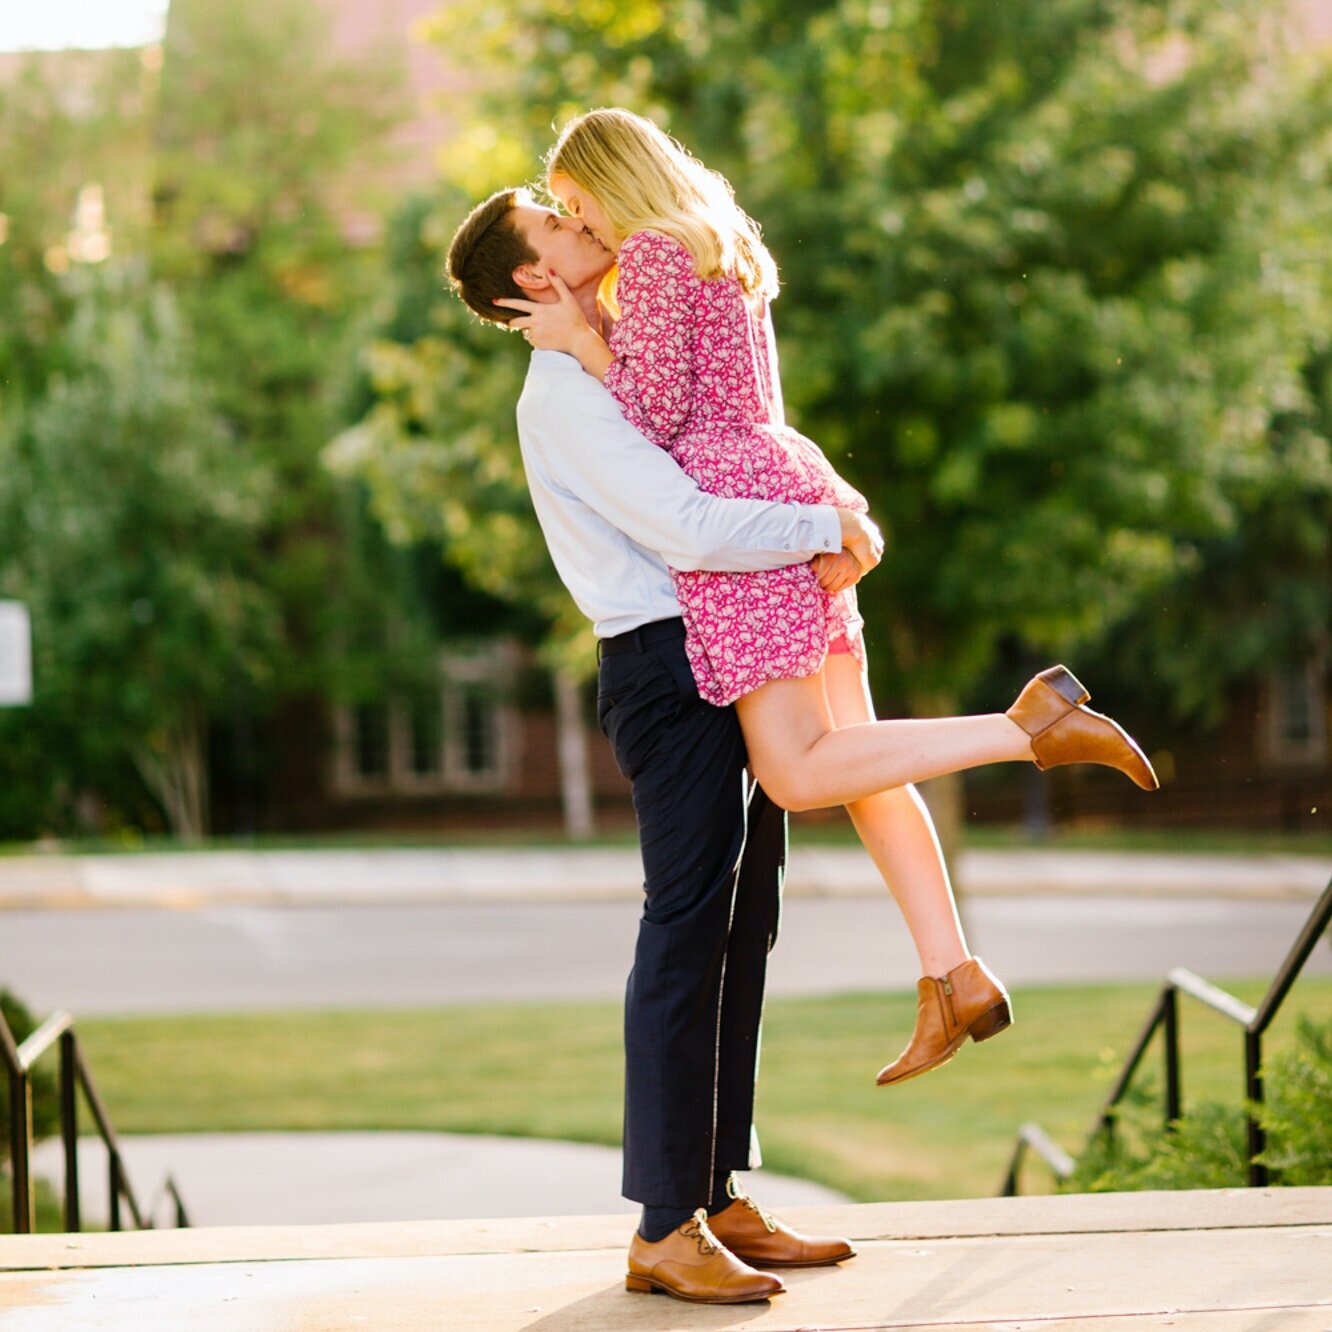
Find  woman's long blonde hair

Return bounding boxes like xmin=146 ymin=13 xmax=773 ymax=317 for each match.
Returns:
xmin=546 ymin=108 xmax=778 ymax=307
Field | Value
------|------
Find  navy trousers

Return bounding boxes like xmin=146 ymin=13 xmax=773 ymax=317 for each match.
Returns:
xmin=597 ymin=619 xmax=786 ymax=1207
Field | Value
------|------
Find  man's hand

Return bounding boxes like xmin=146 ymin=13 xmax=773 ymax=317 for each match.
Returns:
xmin=811 ymin=549 xmax=863 ymax=594
xmin=836 ymin=507 xmax=884 ymax=575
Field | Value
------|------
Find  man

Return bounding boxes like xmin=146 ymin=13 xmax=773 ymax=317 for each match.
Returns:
xmin=447 ymin=188 xmax=878 ymax=1305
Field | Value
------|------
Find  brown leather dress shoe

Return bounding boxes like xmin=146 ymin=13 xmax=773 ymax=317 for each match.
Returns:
xmin=876 ymin=956 xmax=1012 ymax=1086
xmin=1008 ymin=664 xmax=1159 ymax=791
xmin=625 ymin=1210 xmax=785 ymax=1304
xmin=707 ymin=1184 xmax=855 ymax=1267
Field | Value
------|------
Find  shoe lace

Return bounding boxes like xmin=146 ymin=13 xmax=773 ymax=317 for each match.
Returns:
xmin=681 ymin=1208 xmax=721 ymax=1256
xmin=726 ymin=1176 xmax=777 ymax=1233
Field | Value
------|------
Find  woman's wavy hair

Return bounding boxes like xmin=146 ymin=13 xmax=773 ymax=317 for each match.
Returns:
xmin=545 ymin=107 xmax=778 ymax=309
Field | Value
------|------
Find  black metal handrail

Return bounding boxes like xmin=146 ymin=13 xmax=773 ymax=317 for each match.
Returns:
xmin=1 ymin=1006 xmax=189 ymax=1234
xmin=1002 ymin=873 xmax=1332 ymax=1196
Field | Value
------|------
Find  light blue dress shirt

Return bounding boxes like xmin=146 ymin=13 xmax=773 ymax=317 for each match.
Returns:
xmin=516 ymin=350 xmax=842 ymax=639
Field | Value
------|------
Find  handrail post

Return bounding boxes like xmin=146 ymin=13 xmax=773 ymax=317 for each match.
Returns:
xmin=8 ymin=1067 xmax=33 ymax=1233
xmin=1 ymin=1014 xmax=30 ymax=1233
xmin=170 ymin=1178 xmax=190 ymax=1228
xmin=60 ymin=1030 xmax=81 ymax=1233
xmin=1163 ymin=984 xmax=1181 ymax=1129
xmin=1246 ymin=1028 xmax=1266 ymax=1187
xmin=109 ymin=1153 xmax=122 ymax=1232
xmin=1249 ymin=878 xmax=1332 ymax=1035
xmin=1001 ymin=1138 xmax=1025 ymax=1197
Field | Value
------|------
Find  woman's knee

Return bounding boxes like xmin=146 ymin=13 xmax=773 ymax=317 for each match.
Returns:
xmin=748 ymin=757 xmax=796 ymax=811
xmin=749 ymin=760 xmax=821 ymax=813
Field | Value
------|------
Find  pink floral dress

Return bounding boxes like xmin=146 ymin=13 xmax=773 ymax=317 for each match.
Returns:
xmin=602 ymin=229 xmax=868 ymax=707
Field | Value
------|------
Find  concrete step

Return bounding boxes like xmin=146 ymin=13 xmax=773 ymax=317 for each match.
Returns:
xmin=2 ymin=1186 xmax=1329 ymax=1330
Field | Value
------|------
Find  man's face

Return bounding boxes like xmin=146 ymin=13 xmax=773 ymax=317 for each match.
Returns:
xmin=510 ymin=203 xmax=612 ymax=295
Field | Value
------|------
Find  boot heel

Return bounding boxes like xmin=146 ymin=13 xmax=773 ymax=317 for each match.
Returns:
xmin=969 ymin=1000 xmax=1013 ymax=1043
xmin=625 ymin=1274 xmax=654 ymax=1294
xmin=1037 ymin=664 xmax=1089 ymax=707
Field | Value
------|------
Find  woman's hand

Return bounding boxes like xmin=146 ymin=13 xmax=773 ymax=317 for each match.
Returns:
xmin=495 ymin=273 xmax=597 ymax=351
xmin=811 ymin=550 xmax=863 ymax=594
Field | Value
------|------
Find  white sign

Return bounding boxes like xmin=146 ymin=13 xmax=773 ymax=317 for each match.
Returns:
xmin=0 ymin=601 xmax=33 ymax=706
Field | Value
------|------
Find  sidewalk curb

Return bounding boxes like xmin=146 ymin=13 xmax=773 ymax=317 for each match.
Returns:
xmin=0 ymin=847 xmax=1327 ymax=910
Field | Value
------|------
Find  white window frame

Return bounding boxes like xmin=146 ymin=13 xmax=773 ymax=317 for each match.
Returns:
xmin=1260 ymin=654 xmax=1329 ymax=769
xmin=331 ymin=639 xmax=519 ymax=797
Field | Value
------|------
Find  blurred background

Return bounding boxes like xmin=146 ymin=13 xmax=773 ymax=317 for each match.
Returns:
xmin=0 ymin=0 xmax=1329 ymax=850
xmin=1 ymin=0 xmax=1331 ymax=1231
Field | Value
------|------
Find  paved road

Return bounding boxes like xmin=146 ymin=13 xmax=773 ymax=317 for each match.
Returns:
xmin=3 ymin=894 xmax=1329 ymax=1016
xmin=5 ymin=865 xmax=1329 ymax=1232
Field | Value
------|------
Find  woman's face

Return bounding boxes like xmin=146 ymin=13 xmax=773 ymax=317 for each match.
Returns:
xmin=548 ymin=174 xmax=619 ymax=254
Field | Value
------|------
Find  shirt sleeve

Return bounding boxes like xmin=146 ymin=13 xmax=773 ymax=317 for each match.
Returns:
xmin=520 ymin=359 xmax=840 ymax=572
xmin=601 ymin=231 xmax=697 ymax=444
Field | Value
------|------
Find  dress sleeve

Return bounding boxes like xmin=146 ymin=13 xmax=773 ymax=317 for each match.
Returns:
xmin=602 ymin=231 xmax=697 ymax=446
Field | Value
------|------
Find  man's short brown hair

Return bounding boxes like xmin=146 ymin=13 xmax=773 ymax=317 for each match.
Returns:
xmin=446 ymin=187 xmax=537 ymax=325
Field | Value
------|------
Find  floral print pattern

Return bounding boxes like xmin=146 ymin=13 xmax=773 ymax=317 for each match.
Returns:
xmin=603 ymin=229 xmax=868 ymax=707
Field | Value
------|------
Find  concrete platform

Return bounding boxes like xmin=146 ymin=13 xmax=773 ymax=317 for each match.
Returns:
xmin=2 ymin=1188 xmax=1329 ymax=1330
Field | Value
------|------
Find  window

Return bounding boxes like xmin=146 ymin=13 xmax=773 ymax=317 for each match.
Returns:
xmin=333 ymin=640 xmax=517 ymax=795
xmin=407 ymin=694 xmax=444 ymax=779
xmin=1261 ymin=657 xmax=1329 ymax=768
xmin=352 ymin=702 xmax=390 ymax=780
xmin=439 ymin=647 xmax=512 ymax=791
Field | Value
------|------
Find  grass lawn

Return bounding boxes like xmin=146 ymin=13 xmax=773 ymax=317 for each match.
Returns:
xmin=75 ymin=976 xmax=1332 ymax=1203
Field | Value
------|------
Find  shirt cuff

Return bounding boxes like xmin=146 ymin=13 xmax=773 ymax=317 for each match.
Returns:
xmin=801 ymin=504 xmax=842 ymax=555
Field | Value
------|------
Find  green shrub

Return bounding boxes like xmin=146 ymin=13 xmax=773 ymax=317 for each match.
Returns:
xmin=1259 ymin=1016 xmax=1332 ymax=1184
xmin=0 ymin=1177 xmax=66 ymax=1233
xmin=1061 ymin=1014 xmax=1332 ymax=1192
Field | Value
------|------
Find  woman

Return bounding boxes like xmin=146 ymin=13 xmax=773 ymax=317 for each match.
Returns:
xmin=497 ymin=108 xmax=1157 ymax=1085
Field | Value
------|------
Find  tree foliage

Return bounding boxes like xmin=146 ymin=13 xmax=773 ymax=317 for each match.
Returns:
xmin=0 ymin=274 xmax=280 ymax=837
xmin=366 ymin=0 xmax=1332 ymax=712
xmin=0 ymin=0 xmax=428 ymax=838
xmin=153 ymin=0 xmax=413 ymax=697
xmin=328 ymin=194 xmax=581 ymax=672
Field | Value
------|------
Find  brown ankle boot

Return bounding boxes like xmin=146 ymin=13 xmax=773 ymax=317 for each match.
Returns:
xmin=876 ymin=957 xmax=1012 ymax=1086
xmin=1008 ymin=665 xmax=1159 ymax=791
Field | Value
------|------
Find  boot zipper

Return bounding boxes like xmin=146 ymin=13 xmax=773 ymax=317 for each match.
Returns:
xmin=941 ymin=975 xmax=957 ymax=1028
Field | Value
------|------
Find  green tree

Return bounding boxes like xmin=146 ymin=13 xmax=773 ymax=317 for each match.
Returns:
xmin=152 ymin=0 xmax=417 ymax=711
xmin=0 ymin=273 xmax=280 ymax=838
xmin=0 ymin=49 xmax=153 ymax=403
xmin=405 ymin=0 xmax=1332 ymax=717
xmin=332 ymin=0 xmax=1332 ymax=845
xmin=0 ymin=1 xmax=429 ymax=839
xmin=0 ymin=53 xmax=171 ymax=836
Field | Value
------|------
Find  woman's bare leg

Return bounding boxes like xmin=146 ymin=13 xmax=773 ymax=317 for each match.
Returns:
xmin=822 ymin=653 xmax=969 ymax=977
xmin=734 ymin=672 xmax=1029 ymax=813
